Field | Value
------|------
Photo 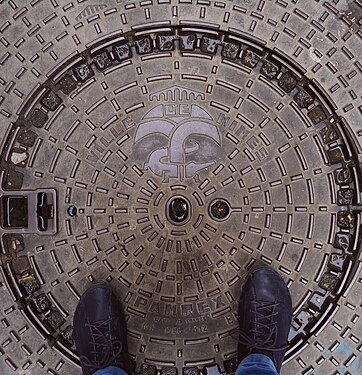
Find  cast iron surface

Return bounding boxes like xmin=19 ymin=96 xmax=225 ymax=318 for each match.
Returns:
xmin=0 ymin=1 xmax=361 ymax=374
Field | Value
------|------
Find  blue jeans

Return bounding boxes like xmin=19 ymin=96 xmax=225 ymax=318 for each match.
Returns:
xmin=94 ymin=366 xmax=128 ymax=375
xmin=94 ymin=354 xmax=278 ymax=375
xmin=236 ymin=354 xmax=279 ymax=374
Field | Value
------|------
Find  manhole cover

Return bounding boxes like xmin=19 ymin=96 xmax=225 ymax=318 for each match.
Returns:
xmin=0 ymin=2 xmax=361 ymax=375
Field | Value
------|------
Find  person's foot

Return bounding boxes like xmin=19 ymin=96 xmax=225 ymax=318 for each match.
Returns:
xmin=237 ymin=267 xmax=292 ymax=372
xmin=73 ymin=283 xmax=132 ymax=375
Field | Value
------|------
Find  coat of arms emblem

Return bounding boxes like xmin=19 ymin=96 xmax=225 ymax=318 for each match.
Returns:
xmin=134 ymin=86 xmax=221 ymax=182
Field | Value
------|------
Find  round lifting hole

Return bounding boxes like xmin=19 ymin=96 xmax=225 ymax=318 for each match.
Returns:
xmin=67 ymin=205 xmax=77 ymax=217
xmin=167 ymin=196 xmax=191 ymax=225
xmin=209 ymin=199 xmax=231 ymax=221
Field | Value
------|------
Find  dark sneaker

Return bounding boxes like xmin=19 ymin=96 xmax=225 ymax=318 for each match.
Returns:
xmin=237 ymin=267 xmax=292 ymax=373
xmin=73 ymin=283 xmax=132 ymax=375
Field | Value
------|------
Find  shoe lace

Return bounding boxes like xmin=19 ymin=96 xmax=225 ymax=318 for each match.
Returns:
xmin=231 ymin=300 xmax=288 ymax=352
xmin=79 ymin=317 xmax=124 ymax=371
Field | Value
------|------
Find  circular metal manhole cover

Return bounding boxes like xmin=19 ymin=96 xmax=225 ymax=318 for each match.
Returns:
xmin=0 ymin=24 xmax=361 ymax=374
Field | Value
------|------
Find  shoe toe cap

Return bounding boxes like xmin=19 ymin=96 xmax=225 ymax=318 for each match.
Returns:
xmin=244 ymin=267 xmax=292 ymax=308
xmin=73 ymin=284 xmax=121 ymax=328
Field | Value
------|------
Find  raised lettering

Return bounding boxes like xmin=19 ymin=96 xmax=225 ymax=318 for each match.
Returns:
xmin=255 ymin=147 xmax=269 ymax=161
xmin=181 ymin=303 xmax=193 ymax=316
xmin=179 ymin=104 xmax=191 ymax=116
xmin=246 ymin=136 xmax=259 ymax=149
xmin=165 ymin=104 xmax=176 ymax=116
xmin=149 ymin=302 xmax=160 ymax=314
xmin=86 ymin=151 xmax=99 ymax=162
xmin=165 ymin=303 xmax=177 ymax=316
xmin=197 ymin=301 xmax=211 ymax=314
xmin=109 ymin=125 xmax=123 ymax=138
xmin=217 ymin=113 xmax=230 ymax=127
xmin=212 ymin=295 xmax=226 ymax=309
xmin=122 ymin=117 xmax=136 ymax=129
xmin=134 ymin=296 xmax=148 ymax=308
xmin=235 ymin=124 xmax=250 ymax=140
